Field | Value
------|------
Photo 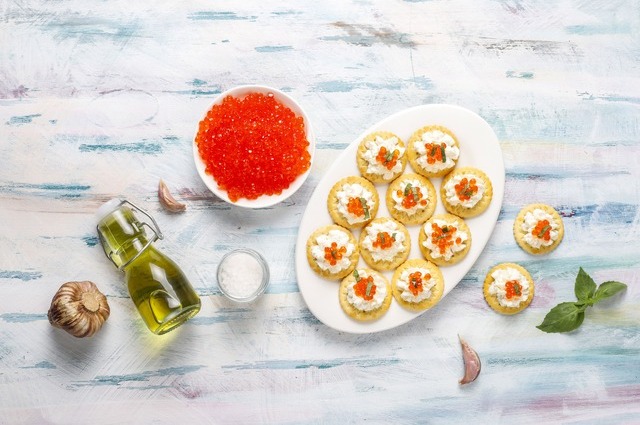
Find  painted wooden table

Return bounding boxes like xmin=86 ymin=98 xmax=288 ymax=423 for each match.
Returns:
xmin=1 ymin=1 xmax=639 ymax=424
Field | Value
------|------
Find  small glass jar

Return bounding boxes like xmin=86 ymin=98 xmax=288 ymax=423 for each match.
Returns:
xmin=216 ymin=248 xmax=270 ymax=302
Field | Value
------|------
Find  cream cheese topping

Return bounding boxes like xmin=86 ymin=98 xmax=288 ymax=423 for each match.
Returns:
xmin=362 ymin=135 xmax=405 ymax=180
xmin=444 ymin=173 xmax=485 ymax=208
xmin=361 ymin=220 xmax=406 ymax=262
xmin=336 ymin=183 xmax=375 ymax=225
xmin=488 ymin=267 xmax=530 ymax=308
xmin=521 ymin=209 xmax=560 ymax=249
xmin=397 ymin=266 xmax=437 ymax=303
xmin=391 ymin=179 xmax=429 ymax=214
xmin=346 ymin=270 xmax=387 ymax=311
xmin=422 ymin=219 xmax=468 ymax=260
xmin=414 ymin=130 xmax=459 ymax=172
xmin=310 ymin=229 xmax=356 ymax=273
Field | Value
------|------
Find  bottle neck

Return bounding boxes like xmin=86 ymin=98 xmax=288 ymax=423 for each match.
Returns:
xmin=97 ymin=205 xmax=156 ymax=270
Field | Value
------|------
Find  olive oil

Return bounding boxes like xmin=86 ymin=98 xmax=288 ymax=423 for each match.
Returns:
xmin=97 ymin=200 xmax=200 ymax=335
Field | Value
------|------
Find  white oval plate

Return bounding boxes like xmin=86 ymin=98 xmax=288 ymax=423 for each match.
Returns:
xmin=295 ymin=104 xmax=504 ymax=334
xmin=193 ymin=85 xmax=315 ymax=209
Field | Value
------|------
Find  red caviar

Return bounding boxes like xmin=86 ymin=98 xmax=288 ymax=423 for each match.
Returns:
xmin=376 ymin=146 xmax=399 ymax=170
xmin=425 ymin=142 xmax=447 ymax=165
xmin=347 ymin=197 xmax=366 ymax=217
xmin=455 ymin=177 xmax=478 ymax=202
xmin=505 ymin=280 xmax=523 ymax=299
xmin=372 ymin=232 xmax=395 ymax=249
xmin=324 ymin=242 xmax=346 ymax=266
xmin=354 ymin=275 xmax=376 ymax=301
xmin=195 ymin=92 xmax=311 ymax=202
xmin=430 ymin=223 xmax=460 ymax=255
xmin=396 ymin=184 xmax=428 ymax=209
xmin=532 ymin=219 xmax=552 ymax=241
xmin=407 ymin=271 xmax=430 ymax=296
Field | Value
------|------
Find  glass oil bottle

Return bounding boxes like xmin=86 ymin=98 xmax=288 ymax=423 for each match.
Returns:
xmin=96 ymin=199 xmax=200 ymax=335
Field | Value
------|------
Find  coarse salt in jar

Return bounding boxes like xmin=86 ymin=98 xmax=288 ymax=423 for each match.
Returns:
xmin=216 ymin=248 xmax=270 ymax=302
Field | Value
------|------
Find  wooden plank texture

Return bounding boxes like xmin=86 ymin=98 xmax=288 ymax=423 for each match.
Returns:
xmin=1 ymin=1 xmax=639 ymax=423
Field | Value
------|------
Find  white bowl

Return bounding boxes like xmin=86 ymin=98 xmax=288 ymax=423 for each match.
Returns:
xmin=193 ymin=85 xmax=315 ymax=208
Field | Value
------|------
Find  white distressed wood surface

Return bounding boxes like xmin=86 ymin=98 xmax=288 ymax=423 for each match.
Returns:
xmin=1 ymin=1 xmax=639 ymax=424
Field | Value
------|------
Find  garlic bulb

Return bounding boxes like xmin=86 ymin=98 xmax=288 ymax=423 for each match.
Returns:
xmin=158 ymin=179 xmax=186 ymax=212
xmin=48 ymin=281 xmax=110 ymax=338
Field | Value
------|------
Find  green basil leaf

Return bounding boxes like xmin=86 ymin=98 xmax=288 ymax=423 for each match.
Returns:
xmin=574 ymin=267 xmax=597 ymax=302
xmin=536 ymin=302 xmax=585 ymax=333
xmin=593 ymin=281 xmax=627 ymax=302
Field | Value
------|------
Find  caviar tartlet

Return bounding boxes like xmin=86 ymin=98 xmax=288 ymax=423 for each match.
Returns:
xmin=359 ymin=217 xmax=411 ymax=271
xmin=418 ymin=214 xmax=472 ymax=266
xmin=391 ymin=259 xmax=444 ymax=312
xmin=386 ymin=173 xmax=437 ymax=225
xmin=356 ymin=131 xmax=407 ymax=183
xmin=483 ymin=263 xmax=534 ymax=315
xmin=339 ymin=268 xmax=392 ymax=321
xmin=407 ymin=125 xmax=460 ymax=178
xmin=327 ymin=176 xmax=379 ymax=229
xmin=440 ymin=167 xmax=493 ymax=218
xmin=513 ymin=204 xmax=564 ymax=255
xmin=306 ymin=225 xmax=359 ymax=280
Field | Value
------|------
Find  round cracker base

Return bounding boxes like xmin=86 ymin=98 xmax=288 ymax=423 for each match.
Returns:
xmin=359 ymin=218 xmax=411 ymax=271
xmin=513 ymin=203 xmax=564 ymax=255
xmin=440 ymin=167 xmax=493 ymax=218
xmin=327 ymin=176 xmax=379 ymax=229
xmin=339 ymin=269 xmax=392 ymax=321
xmin=386 ymin=173 xmax=437 ymax=225
xmin=356 ymin=131 xmax=407 ymax=184
xmin=483 ymin=263 xmax=535 ymax=315
xmin=418 ymin=214 xmax=472 ymax=266
xmin=407 ymin=125 xmax=459 ymax=178
xmin=306 ymin=224 xmax=360 ymax=280
xmin=392 ymin=259 xmax=444 ymax=312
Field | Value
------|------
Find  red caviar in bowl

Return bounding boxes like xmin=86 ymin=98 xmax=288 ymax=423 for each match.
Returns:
xmin=195 ymin=92 xmax=311 ymax=202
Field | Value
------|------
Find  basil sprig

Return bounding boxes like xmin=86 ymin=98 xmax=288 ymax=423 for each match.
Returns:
xmin=536 ymin=268 xmax=627 ymax=333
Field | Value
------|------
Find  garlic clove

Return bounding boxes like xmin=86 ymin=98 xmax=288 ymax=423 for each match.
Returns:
xmin=458 ymin=335 xmax=481 ymax=385
xmin=48 ymin=281 xmax=110 ymax=338
xmin=158 ymin=179 xmax=186 ymax=212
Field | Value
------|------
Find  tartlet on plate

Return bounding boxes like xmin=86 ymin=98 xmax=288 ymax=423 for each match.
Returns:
xmin=386 ymin=173 xmax=437 ymax=225
xmin=440 ymin=167 xmax=493 ymax=218
xmin=356 ymin=131 xmax=407 ymax=183
xmin=359 ymin=217 xmax=411 ymax=271
xmin=306 ymin=224 xmax=359 ymax=280
xmin=327 ymin=176 xmax=379 ymax=229
xmin=391 ymin=258 xmax=444 ymax=312
xmin=513 ymin=203 xmax=564 ymax=255
xmin=339 ymin=268 xmax=392 ymax=321
xmin=418 ymin=213 xmax=472 ymax=266
xmin=407 ymin=125 xmax=460 ymax=178
xmin=483 ymin=262 xmax=535 ymax=315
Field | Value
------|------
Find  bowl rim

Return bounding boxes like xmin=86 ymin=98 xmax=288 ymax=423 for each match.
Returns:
xmin=192 ymin=84 xmax=316 ymax=209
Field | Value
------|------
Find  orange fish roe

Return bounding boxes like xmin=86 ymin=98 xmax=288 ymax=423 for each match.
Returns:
xmin=425 ymin=142 xmax=447 ymax=165
xmin=195 ymin=92 xmax=311 ymax=202
xmin=407 ymin=271 xmax=430 ymax=296
xmin=354 ymin=274 xmax=376 ymax=301
xmin=396 ymin=184 xmax=428 ymax=209
xmin=372 ymin=232 xmax=395 ymax=249
xmin=347 ymin=197 xmax=367 ymax=218
xmin=430 ymin=223 xmax=460 ymax=255
xmin=454 ymin=177 xmax=478 ymax=202
xmin=375 ymin=146 xmax=400 ymax=170
xmin=532 ymin=219 xmax=552 ymax=241
xmin=324 ymin=242 xmax=346 ymax=266
xmin=505 ymin=280 xmax=523 ymax=300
